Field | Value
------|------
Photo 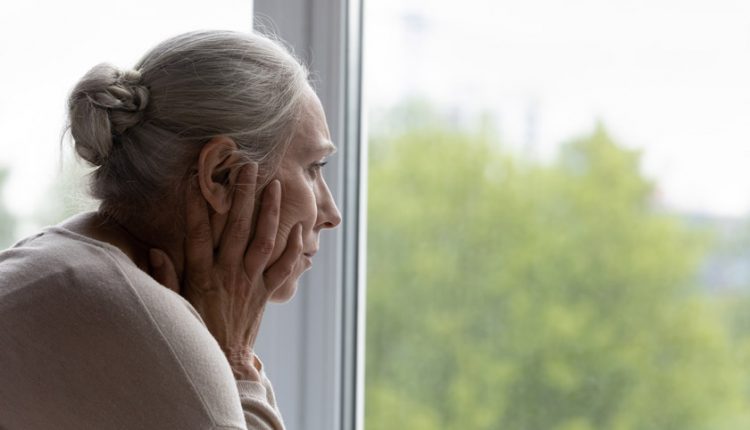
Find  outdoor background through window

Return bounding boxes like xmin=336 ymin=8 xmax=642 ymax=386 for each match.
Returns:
xmin=364 ymin=1 xmax=750 ymax=429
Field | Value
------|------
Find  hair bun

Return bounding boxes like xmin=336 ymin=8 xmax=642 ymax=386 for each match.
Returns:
xmin=68 ymin=63 xmax=150 ymax=165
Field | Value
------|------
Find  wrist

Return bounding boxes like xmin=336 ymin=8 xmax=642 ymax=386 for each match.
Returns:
xmin=224 ymin=347 xmax=261 ymax=382
xmin=229 ymin=361 xmax=261 ymax=381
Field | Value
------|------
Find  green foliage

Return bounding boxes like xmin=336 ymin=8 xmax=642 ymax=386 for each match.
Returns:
xmin=366 ymin=114 xmax=748 ymax=429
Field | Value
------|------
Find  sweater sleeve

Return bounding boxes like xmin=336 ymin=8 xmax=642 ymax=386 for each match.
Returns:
xmin=224 ymin=353 xmax=284 ymax=429
xmin=234 ymin=380 xmax=286 ymax=430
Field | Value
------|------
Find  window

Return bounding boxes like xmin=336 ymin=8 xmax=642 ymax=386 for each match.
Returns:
xmin=363 ymin=1 xmax=750 ymax=429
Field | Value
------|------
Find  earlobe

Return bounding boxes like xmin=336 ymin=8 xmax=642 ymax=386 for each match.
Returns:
xmin=197 ymin=136 xmax=242 ymax=214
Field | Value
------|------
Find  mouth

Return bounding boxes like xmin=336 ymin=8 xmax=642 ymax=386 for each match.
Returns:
xmin=302 ymin=252 xmax=315 ymax=269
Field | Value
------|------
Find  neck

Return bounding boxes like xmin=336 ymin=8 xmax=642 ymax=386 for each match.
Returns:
xmin=61 ymin=210 xmax=185 ymax=280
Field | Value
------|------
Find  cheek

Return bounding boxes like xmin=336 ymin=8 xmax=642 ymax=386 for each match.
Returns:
xmin=279 ymin=180 xmax=317 ymax=232
xmin=269 ymin=251 xmax=309 ymax=303
xmin=269 ymin=177 xmax=317 ymax=261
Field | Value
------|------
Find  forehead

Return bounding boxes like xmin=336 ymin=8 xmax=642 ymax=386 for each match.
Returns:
xmin=288 ymin=97 xmax=336 ymax=157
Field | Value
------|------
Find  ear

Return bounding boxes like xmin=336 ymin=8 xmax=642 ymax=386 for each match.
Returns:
xmin=197 ymin=136 xmax=243 ymax=214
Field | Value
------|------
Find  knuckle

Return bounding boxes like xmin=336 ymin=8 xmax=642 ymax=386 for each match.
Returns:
xmin=263 ymin=202 xmax=280 ymax=218
xmin=229 ymin=217 xmax=251 ymax=239
xmin=187 ymin=222 xmax=212 ymax=245
xmin=256 ymin=237 xmax=275 ymax=255
xmin=228 ymin=230 xmax=249 ymax=243
xmin=234 ymin=214 xmax=252 ymax=227
xmin=234 ymin=187 xmax=253 ymax=203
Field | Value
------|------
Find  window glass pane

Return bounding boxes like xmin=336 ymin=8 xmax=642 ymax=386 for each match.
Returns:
xmin=363 ymin=1 xmax=750 ymax=429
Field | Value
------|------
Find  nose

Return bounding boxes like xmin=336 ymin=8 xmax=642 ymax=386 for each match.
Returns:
xmin=316 ymin=180 xmax=342 ymax=230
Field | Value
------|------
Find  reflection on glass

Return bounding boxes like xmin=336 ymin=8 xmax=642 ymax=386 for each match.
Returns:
xmin=364 ymin=1 xmax=750 ymax=429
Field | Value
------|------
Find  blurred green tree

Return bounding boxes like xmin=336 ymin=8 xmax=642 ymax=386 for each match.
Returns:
xmin=365 ymin=113 xmax=748 ymax=429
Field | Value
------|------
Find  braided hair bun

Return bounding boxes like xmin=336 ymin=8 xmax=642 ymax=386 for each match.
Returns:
xmin=68 ymin=64 xmax=149 ymax=166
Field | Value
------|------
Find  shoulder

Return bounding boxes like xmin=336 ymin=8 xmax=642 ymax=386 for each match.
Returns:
xmin=0 ymin=227 xmax=119 ymax=286
xmin=0 ymin=227 xmax=167 ymax=325
xmin=1 ymin=226 xmax=181 ymax=317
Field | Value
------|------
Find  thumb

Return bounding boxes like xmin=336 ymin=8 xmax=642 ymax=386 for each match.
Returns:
xmin=149 ymin=248 xmax=180 ymax=294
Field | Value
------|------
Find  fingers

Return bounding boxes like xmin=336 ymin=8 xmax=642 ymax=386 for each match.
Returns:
xmin=244 ymin=179 xmax=282 ymax=271
xmin=149 ymin=248 xmax=180 ymax=294
xmin=217 ymin=163 xmax=258 ymax=267
xmin=185 ymin=177 xmax=214 ymax=288
xmin=263 ymin=223 xmax=303 ymax=291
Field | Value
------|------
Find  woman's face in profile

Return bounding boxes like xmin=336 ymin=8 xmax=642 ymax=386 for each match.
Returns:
xmin=266 ymin=91 xmax=342 ymax=302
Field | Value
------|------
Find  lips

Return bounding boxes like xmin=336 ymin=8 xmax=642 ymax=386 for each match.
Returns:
xmin=302 ymin=250 xmax=316 ymax=270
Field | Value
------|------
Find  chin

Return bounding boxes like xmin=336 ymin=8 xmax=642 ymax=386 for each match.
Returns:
xmin=269 ymin=257 xmax=310 ymax=303
xmin=269 ymin=279 xmax=299 ymax=303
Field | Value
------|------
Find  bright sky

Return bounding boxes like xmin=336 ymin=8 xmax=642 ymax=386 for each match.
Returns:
xmin=0 ymin=0 xmax=253 ymax=225
xmin=1 ymin=0 xmax=749 ymax=222
xmin=365 ymin=0 xmax=750 ymax=217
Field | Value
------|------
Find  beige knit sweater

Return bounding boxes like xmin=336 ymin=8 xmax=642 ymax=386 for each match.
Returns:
xmin=0 ymin=226 xmax=285 ymax=430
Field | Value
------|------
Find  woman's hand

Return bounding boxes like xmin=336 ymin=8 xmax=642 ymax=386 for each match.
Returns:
xmin=149 ymin=163 xmax=303 ymax=380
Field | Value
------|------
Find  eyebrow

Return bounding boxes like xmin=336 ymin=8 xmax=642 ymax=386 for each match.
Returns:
xmin=301 ymin=139 xmax=337 ymax=158
xmin=319 ymin=140 xmax=337 ymax=156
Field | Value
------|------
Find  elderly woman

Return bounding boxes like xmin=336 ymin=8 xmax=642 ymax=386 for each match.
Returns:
xmin=0 ymin=30 xmax=340 ymax=429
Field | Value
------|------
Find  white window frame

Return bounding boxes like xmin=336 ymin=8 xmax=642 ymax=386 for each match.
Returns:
xmin=252 ymin=1 xmax=365 ymax=430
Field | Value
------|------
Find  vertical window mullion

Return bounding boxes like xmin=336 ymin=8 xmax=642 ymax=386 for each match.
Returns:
xmin=340 ymin=0 xmax=365 ymax=428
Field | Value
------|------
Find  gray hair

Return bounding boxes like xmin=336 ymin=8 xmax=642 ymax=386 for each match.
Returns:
xmin=67 ymin=30 xmax=310 ymax=219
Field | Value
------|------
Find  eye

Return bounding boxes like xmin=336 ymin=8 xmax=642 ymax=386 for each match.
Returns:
xmin=308 ymin=160 xmax=328 ymax=178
